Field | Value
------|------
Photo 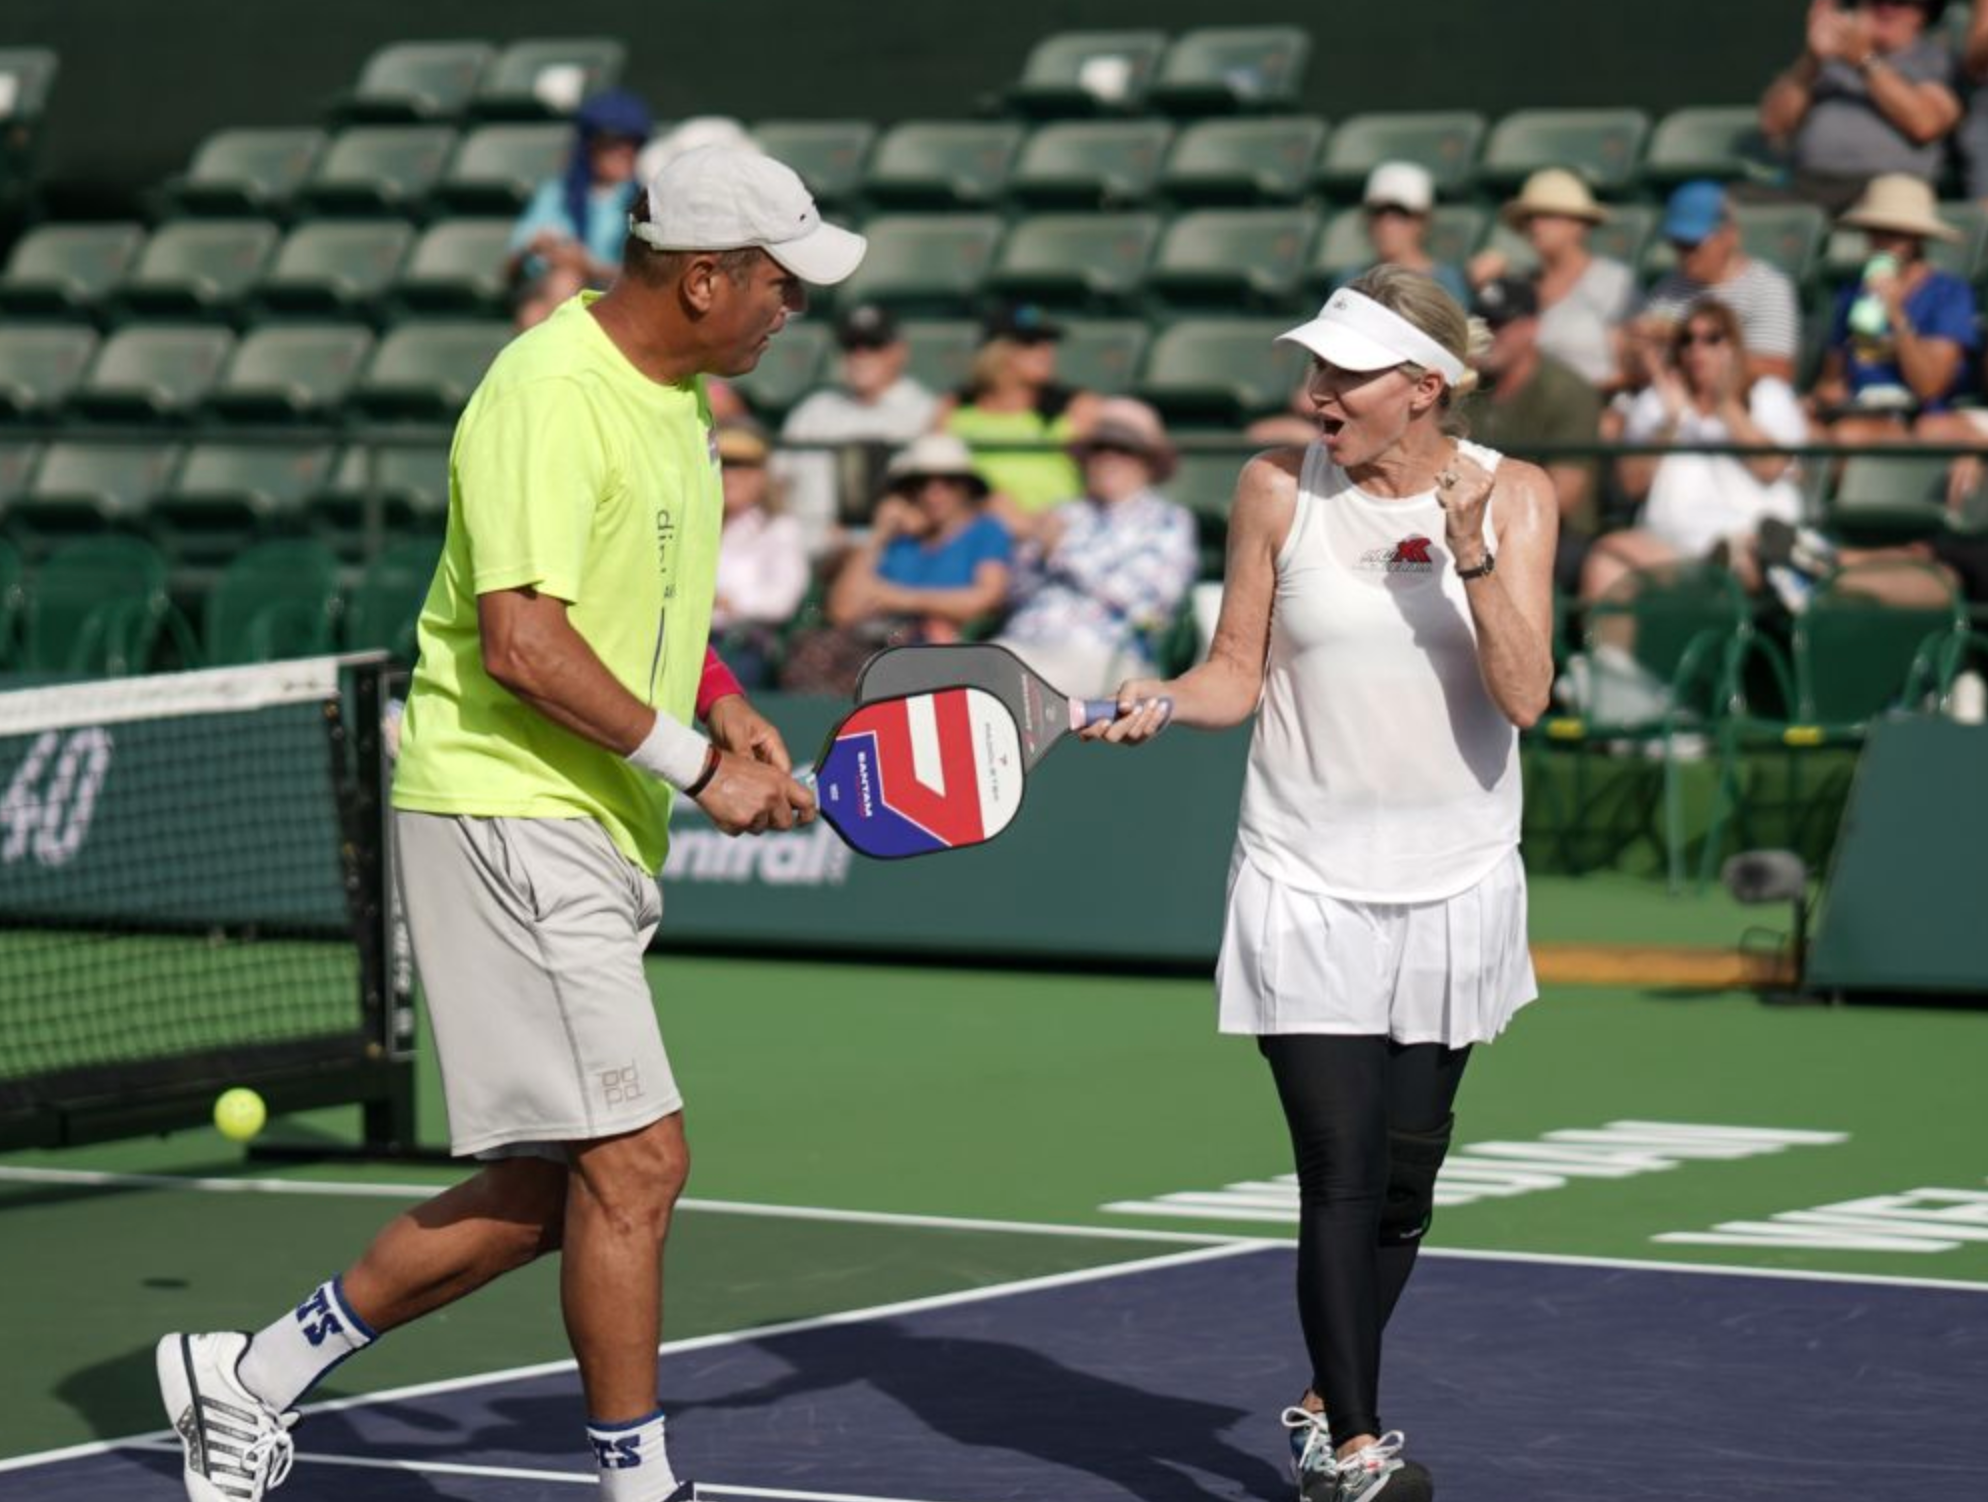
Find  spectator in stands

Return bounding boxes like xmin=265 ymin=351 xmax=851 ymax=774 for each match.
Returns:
xmin=1958 ymin=0 xmax=1988 ymax=196
xmin=1583 ymin=301 xmax=1810 ymax=602
xmin=712 ymin=422 xmax=810 ymax=689
xmin=782 ymin=434 xmax=1013 ymax=693
xmin=1756 ymin=513 xmax=1988 ymax=618
xmin=1334 ymin=161 xmax=1470 ymax=305
xmin=775 ymin=303 xmax=939 ymax=555
xmin=1469 ymin=169 xmax=1636 ymax=390
xmin=1462 ymin=276 xmax=1604 ymax=591
xmin=508 ymin=89 xmax=652 ymax=329
xmin=1635 ymin=180 xmax=1803 ymax=383
xmin=1758 ymin=0 xmax=1961 ymax=214
xmin=1812 ymin=173 xmax=1979 ymax=441
xmin=943 ymin=305 xmax=1100 ymax=517
xmin=996 ymin=398 xmax=1199 ymax=693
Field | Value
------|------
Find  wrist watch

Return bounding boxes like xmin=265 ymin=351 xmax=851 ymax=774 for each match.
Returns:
xmin=1457 ymin=552 xmax=1496 ymax=581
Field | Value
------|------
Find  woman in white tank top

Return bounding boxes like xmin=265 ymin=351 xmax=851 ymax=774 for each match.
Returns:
xmin=1090 ymin=267 xmax=1558 ymax=1501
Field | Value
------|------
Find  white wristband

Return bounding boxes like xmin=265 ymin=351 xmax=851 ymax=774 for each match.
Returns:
xmin=626 ymin=711 xmax=710 ymax=791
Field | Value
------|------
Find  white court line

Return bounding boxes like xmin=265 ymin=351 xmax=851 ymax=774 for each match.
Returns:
xmin=0 ymin=1166 xmax=1269 ymax=1247
xmin=6 ymin=1163 xmax=1987 ymax=1294
xmin=0 ymin=1241 xmax=1266 ymax=1476
xmin=122 ymin=1440 xmax=964 ymax=1502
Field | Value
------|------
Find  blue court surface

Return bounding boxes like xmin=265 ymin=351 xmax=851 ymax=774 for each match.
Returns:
xmin=4 ymin=1242 xmax=1982 ymax=1502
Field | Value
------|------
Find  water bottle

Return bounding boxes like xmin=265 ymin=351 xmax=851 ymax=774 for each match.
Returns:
xmin=1846 ymin=253 xmax=1898 ymax=340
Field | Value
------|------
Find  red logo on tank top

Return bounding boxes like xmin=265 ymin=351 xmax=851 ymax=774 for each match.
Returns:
xmin=1356 ymin=534 xmax=1437 ymax=574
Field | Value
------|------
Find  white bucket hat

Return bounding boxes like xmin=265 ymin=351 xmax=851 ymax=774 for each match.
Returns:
xmin=1276 ymin=288 xmax=1467 ymax=385
xmin=630 ymin=145 xmax=868 ymax=285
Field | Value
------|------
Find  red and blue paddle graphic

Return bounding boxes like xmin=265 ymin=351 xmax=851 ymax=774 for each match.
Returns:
xmin=812 ymin=688 xmax=1024 ymax=859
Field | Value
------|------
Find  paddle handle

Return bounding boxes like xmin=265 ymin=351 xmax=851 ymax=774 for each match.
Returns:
xmin=1074 ymin=697 xmax=1174 ymax=729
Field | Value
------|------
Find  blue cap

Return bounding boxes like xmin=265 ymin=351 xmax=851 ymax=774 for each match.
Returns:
xmin=574 ymin=89 xmax=653 ymax=143
xmin=1662 ymin=180 xmax=1728 ymax=246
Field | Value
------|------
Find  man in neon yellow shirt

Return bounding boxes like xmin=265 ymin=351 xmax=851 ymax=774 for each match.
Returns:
xmin=158 ymin=148 xmax=864 ymax=1502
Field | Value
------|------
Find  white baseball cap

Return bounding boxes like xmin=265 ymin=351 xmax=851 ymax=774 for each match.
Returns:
xmin=630 ymin=145 xmax=867 ymax=286
xmin=1362 ymin=160 xmax=1435 ymax=215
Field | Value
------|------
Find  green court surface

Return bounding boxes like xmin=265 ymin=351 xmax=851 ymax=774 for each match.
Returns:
xmin=5 ymin=939 xmax=1985 ymax=1465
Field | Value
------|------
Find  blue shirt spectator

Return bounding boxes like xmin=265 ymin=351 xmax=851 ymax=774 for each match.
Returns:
xmin=509 ymin=89 xmax=652 ymax=330
xmin=1823 ymin=174 xmax=1981 ymax=415
xmin=880 ymin=515 xmax=1013 ymax=591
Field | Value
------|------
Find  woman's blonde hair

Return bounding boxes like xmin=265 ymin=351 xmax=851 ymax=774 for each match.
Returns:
xmin=1344 ymin=264 xmax=1492 ymax=433
xmin=964 ymin=337 xmax=1023 ymax=401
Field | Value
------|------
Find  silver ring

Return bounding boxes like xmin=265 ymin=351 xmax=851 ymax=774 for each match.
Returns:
xmin=1437 ymin=469 xmax=1459 ymax=490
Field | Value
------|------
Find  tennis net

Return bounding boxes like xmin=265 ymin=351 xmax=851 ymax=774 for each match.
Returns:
xmin=0 ymin=654 xmax=412 ymax=1149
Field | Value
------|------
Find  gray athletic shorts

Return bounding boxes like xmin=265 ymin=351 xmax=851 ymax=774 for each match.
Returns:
xmin=393 ymin=811 xmax=681 ymax=1159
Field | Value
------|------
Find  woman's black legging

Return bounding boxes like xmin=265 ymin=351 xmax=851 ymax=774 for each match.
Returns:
xmin=1259 ymin=1034 xmax=1472 ymax=1445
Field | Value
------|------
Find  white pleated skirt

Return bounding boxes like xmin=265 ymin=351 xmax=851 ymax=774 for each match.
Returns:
xmin=1216 ymin=843 xmax=1537 ymax=1046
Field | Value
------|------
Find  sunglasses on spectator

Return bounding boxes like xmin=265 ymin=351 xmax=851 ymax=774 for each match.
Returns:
xmin=1678 ymin=329 xmax=1727 ymax=348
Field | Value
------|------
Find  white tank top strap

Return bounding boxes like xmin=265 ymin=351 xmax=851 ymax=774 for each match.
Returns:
xmin=1278 ymin=440 xmax=1331 ymax=567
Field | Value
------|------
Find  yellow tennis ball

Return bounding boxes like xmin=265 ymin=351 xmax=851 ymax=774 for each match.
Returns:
xmin=214 ymin=1088 xmax=267 ymax=1142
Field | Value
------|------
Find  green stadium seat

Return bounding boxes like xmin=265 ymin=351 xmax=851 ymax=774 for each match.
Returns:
xmin=1646 ymin=203 xmax=1827 ymax=286
xmin=345 ymin=538 xmax=443 ymax=661
xmin=163 ymin=128 xmax=328 ymax=218
xmin=730 ymin=321 xmax=832 ymax=419
xmin=202 ymin=537 xmax=345 ymax=665
xmin=1160 ymin=116 xmax=1329 ymax=204
xmin=1644 ymin=106 xmax=1780 ymax=187
xmin=985 ymin=212 xmax=1161 ymax=308
xmin=1479 ymin=109 xmax=1653 ymax=195
xmin=1149 ymin=27 xmax=1312 ymax=115
xmin=302 ymin=126 xmax=459 ymax=215
xmin=1008 ymin=120 xmax=1174 ymax=207
xmin=1822 ymin=201 xmax=1988 ymax=284
xmin=1007 ymin=30 xmax=1169 ymax=117
xmin=474 ymin=37 xmax=626 ymax=119
xmin=1166 ymin=447 xmax=1248 ymax=519
xmin=1135 ymin=316 xmax=1309 ymax=425
xmin=0 ymin=327 xmax=98 ymax=421
xmin=1314 ymin=111 xmax=1487 ymax=200
xmin=69 ymin=327 xmax=234 ymax=422
xmin=310 ymin=441 xmax=451 ymax=557
xmin=898 ymin=319 xmax=979 ymax=397
xmin=116 ymin=219 xmax=281 ymax=319
xmin=207 ymin=324 xmax=374 ymax=422
xmin=10 ymin=441 xmax=181 ymax=549
xmin=394 ymin=218 xmax=514 ymax=313
xmin=863 ymin=122 xmax=1025 ymax=210
xmin=434 ymin=123 xmax=568 ymax=213
xmin=151 ymin=441 xmax=338 ymax=568
xmin=21 ymin=535 xmax=183 ymax=675
xmin=1308 ymin=205 xmax=1490 ymax=293
xmin=750 ymin=121 xmax=877 ymax=208
xmin=1055 ymin=317 xmax=1150 ymax=396
xmin=1826 ymin=453 xmax=1954 ymax=539
xmin=338 ymin=40 xmax=494 ymax=122
xmin=0 ymin=223 xmax=147 ymax=317
xmin=1487 ymin=203 xmax=1655 ymax=282
xmin=256 ymin=221 xmax=413 ymax=315
xmin=349 ymin=319 xmax=509 ymax=419
xmin=834 ymin=216 xmax=1005 ymax=314
xmin=1147 ymin=208 xmax=1318 ymax=310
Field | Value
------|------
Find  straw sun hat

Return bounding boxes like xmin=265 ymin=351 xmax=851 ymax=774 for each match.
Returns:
xmin=1838 ymin=173 xmax=1960 ymax=243
xmin=1498 ymin=168 xmax=1610 ymax=229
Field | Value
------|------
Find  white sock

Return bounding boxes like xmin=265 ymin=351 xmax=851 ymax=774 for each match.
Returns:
xmin=589 ymin=1409 xmax=679 ymax=1500
xmin=237 ymin=1276 xmax=377 ymax=1411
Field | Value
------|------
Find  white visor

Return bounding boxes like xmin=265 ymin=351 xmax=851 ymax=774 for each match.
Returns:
xmin=1276 ymin=289 xmax=1467 ymax=385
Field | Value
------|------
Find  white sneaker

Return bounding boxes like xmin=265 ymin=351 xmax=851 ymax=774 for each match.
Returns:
xmin=156 ymin=1332 xmax=298 ymax=1501
xmin=1330 ymin=1430 xmax=1408 ymax=1501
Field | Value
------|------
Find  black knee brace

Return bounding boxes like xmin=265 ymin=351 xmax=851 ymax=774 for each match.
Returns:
xmin=1379 ymin=1114 xmax=1454 ymax=1246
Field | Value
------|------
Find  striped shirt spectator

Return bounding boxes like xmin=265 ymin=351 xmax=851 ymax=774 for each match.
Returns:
xmin=1638 ymin=181 xmax=1803 ymax=383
